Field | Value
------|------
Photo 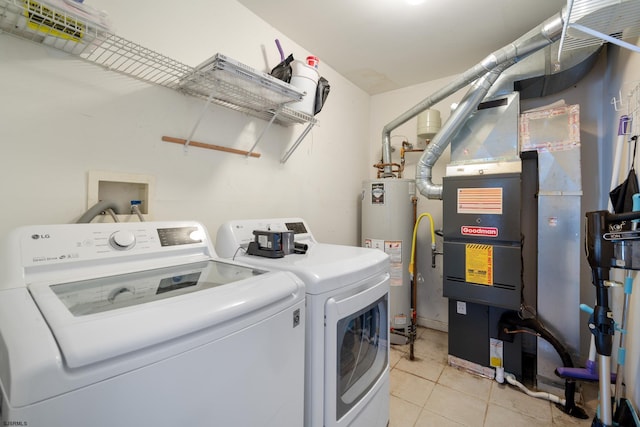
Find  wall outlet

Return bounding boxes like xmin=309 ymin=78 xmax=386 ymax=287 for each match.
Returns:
xmin=456 ymin=301 xmax=467 ymax=315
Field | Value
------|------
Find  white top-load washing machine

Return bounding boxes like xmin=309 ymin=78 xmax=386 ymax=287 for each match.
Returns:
xmin=216 ymin=218 xmax=390 ymax=427
xmin=0 ymin=221 xmax=305 ymax=427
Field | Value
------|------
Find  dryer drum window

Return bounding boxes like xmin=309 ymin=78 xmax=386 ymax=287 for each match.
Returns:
xmin=336 ymin=295 xmax=388 ymax=419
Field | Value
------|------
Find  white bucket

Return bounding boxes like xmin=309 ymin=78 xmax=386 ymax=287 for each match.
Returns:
xmin=289 ymin=61 xmax=319 ymax=116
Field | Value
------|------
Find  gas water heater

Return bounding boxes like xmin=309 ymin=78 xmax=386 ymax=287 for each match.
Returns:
xmin=362 ymin=178 xmax=415 ymax=345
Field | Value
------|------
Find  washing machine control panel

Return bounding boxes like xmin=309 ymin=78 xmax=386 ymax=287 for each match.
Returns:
xmin=109 ymin=230 xmax=137 ymax=250
xmin=15 ymin=222 xmax=210 ymax=269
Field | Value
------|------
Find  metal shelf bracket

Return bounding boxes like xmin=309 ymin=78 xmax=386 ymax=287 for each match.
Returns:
xmin=281 ymin=121 xmax=316 ymax=163
xmin=184 ymin=86 xmax=218 ymax=152
xmin=247 ymin=106 xmax=283 ymax=157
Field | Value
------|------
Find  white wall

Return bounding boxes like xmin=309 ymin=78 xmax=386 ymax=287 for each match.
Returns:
xmin=0 ymin=0 xmax=370 ymax=245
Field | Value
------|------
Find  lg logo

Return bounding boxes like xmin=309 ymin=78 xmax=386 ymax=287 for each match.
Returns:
xmin=31 ymin=234 xmax=50 ymax=240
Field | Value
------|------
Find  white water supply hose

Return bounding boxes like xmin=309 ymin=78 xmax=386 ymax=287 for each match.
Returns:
xmin=496 ymin=367 xmax=566 ymax=405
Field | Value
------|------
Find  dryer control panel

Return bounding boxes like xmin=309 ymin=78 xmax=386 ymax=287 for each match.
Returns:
xmin=215 ymin=217 xmax=316 ymax=259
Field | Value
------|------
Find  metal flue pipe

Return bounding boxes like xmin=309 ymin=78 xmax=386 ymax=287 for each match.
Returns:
xmin=415 ymin=63 xmax=512 ymax=199
xmin=380 ymin=11 xmax=566 ymax=195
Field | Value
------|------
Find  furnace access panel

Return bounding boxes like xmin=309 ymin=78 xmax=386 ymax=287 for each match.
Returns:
xmin=442 ymin=173 xmax=522 ymax=310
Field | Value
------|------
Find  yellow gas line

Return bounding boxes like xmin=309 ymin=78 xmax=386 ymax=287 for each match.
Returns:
xmin=409 ymin=212 xmax=435 ymax=275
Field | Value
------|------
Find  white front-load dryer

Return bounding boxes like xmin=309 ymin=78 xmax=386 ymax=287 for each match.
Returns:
xmin=216 ymin=218 xmax=390 ymax=427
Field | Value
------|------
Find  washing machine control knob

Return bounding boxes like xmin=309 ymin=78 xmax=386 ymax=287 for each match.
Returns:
xmin=109 ymin=230 xmax=136 ymax=250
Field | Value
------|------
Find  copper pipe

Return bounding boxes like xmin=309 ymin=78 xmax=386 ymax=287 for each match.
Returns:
xmin=373 ymin=162 xmax=402 ymax=178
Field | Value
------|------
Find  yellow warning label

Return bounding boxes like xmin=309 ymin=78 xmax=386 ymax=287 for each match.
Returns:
xmin=465 ymin=244 xmax=493 ymax=286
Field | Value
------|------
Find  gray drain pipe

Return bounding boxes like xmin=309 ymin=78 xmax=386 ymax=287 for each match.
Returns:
xmin=76 ymin=200 xmax=120 ymax=223
xmin=380 ymin=11 xmax=566 ymax=197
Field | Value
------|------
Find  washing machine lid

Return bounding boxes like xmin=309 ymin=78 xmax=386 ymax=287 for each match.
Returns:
xmin=29 ymin=259 xmax=299 ymax=368
xmin=236 ymin=243 xmax=389 ymax=294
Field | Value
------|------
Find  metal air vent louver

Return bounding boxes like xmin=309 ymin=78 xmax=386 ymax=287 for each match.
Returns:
xmin=558 ymin=0 xmax=640 ymax=57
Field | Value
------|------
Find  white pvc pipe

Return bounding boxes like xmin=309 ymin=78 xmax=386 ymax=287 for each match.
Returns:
xmin=501 ymin=371 xmax=566 ymax=405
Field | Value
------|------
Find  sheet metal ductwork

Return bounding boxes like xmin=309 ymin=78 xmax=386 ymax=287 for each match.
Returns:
xmin=379 ymin=7 xmax=602 ymax=199
xmin=380 ymin=11 xmax=564 ymax=187
xmin=487 ymin=43 xmax=602 ymax=100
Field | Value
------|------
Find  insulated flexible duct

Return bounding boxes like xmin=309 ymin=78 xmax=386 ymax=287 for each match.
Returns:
xmin=380 ymin=13 xmax=566 ymax=199
xmin=415 ymin=63 xmax=511 ymax=199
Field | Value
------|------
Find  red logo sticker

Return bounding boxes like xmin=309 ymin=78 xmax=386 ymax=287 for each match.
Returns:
xmin=461 ymin=226 xmax=499 ymax=238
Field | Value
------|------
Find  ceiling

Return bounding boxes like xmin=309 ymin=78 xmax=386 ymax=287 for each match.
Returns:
xmin=238 ymin=0 xmax=566 ymax=95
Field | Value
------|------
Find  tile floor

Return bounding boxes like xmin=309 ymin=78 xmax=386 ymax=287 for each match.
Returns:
xmin=389 ymin=327 xmax=599 ymax=427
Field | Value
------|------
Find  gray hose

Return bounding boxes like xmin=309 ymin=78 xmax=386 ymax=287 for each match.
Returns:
xmin=131 ymin=204 xmax=145 ymax=222
xmin=105 ymin=208 xmax=120 ymax=223
xmin=76 ymin=201 xmax=120 ymax=223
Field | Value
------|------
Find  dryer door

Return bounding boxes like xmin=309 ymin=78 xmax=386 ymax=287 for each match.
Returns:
xmin=324 ymin=274 xmax=389 ymax=426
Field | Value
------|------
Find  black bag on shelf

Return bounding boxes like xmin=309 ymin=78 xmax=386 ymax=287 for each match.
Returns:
xmin=270 ymin=54 xmax=294 ymax=83
xmin=314 ymin=77 xmax=330 ymax=115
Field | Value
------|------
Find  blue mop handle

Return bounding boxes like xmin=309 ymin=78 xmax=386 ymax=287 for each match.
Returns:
xmin=580 ymin=303 xmax=594 ymax=315
xmin=633 ymin=194 xmax=640 ymax=223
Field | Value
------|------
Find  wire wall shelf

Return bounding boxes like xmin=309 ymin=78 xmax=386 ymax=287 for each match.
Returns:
xmin=0 ymin=0 xmax=317 ymax=160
